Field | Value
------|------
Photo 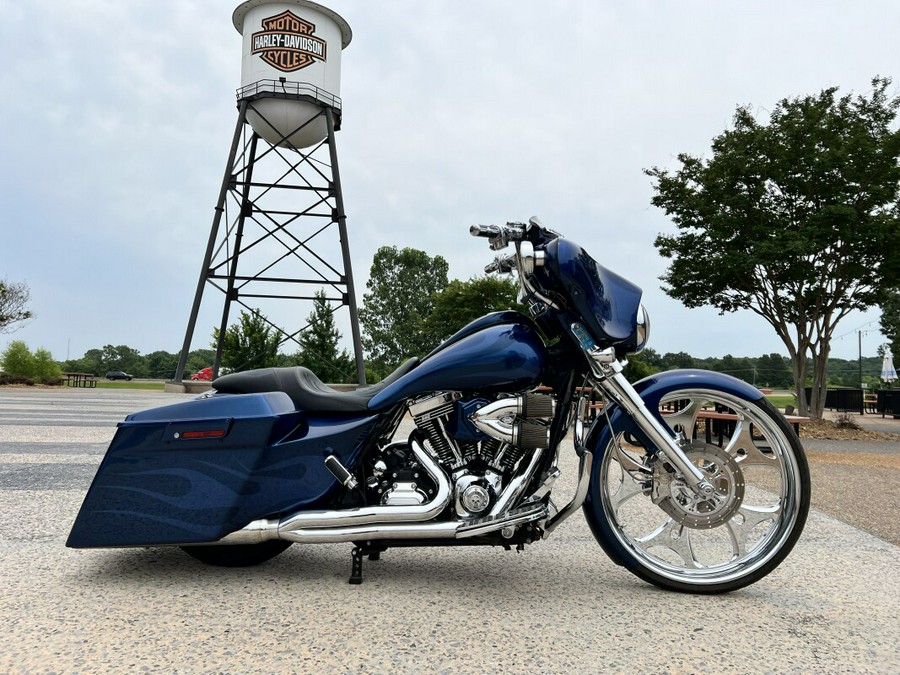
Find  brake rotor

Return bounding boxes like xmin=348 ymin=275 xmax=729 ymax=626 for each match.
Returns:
xmin=653 ymin=441 xmax=745 ymax=529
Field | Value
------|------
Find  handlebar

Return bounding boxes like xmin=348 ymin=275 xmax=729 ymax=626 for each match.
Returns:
xmin=469 ymin=224 xmax=505 ymax=238
xmin=469 ymin=222 xmax=527 ymax=250
xmin=475 ymin=217 xmax=559 ymax=309
xmin=484 ymin=253 xmax=517 ymax=274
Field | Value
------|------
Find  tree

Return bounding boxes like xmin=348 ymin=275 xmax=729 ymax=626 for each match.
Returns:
xmin=360 ymin=246 xmax=449 ymax=378
xmin=713 ymin=354 xmax=756 ymax=383
xmin=421 ymin=275 xmax=521 ymax=345
xmin=756 ymin=353 xmax=793 ymax=389
xmin=647 ymin=77 xmax=900 ymax=418
xmin=100 ymin=344 xmax=143 ymax=375
xmin=1 ymin=340 xmax=34 ymax=377
xmin=185 ymin=349 xmax=216 ymax=377
xmin=145 ymin=350 xmax=179 ymax=379
xmin=0 ymin=279 xmax=33 ymax=333
xmin=32 ymin=347 xmax=61 ymax=382
xmin=880 ymin=289 xmax=900 ymax=356
xmin=213 ymin=310 xmax=280 ymax=372
xmin=661 ymin=351 xmax=696 ymax=370
xmin=295 ymin=289 xmax=354 ymax=383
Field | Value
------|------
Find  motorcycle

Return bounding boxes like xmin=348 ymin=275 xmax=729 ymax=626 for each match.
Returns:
xmin=68 ymin=218 xmax=810 ymax=593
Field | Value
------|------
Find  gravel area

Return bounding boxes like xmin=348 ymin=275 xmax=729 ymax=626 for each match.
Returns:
xmin=0 ymin=387 xmax=898 ymax=673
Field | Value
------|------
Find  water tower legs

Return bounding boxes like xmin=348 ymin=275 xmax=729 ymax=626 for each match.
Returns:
xmin=172 ymin=98 xmax=366 ymax=385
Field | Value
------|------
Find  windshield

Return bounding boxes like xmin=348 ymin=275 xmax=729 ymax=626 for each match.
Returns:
xmin=546 ymin=238 xmax=643 ymax=345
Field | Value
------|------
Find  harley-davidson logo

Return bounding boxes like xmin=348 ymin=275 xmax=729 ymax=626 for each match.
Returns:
xmin=251 ymin=10 xmax=327 ymax=72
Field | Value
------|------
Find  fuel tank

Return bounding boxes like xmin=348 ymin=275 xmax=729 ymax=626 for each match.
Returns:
xmin=368 ymin=312 xmax=546 ymax=410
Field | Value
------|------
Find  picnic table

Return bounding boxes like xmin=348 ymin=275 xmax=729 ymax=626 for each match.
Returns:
xmin=694 ymin=409 xmax=811 ymax=446
xmin=61 ymin=372 xmax=97 ymax=388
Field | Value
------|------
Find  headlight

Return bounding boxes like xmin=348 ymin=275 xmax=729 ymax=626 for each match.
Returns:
xmin=634 ymin=304 xmax=650 ymax=354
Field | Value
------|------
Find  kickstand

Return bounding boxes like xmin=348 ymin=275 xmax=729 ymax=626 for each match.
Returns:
xmin=350 ymin=546 xmax=364 ymax=584
xmin=349 ymin=545 xmax=386 ymax=584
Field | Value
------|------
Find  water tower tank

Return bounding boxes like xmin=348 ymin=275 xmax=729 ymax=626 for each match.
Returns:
xmin=233 ymin=0 xmax=352 ymax=150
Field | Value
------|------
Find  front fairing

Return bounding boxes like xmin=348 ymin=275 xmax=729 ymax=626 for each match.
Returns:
xmin=541 ymin=238 xmax=642 ymax=349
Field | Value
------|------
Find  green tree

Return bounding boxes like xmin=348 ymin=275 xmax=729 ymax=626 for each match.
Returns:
xmin=32 ymin=347 xmax=61 ymax=382
xmin=757 ymin=353 xmax=793 ymax=388
xmin=1 ymin=340 xmax=35 ymax=376
xmin=0 ymin=279 xmax=32 ymax=333
xmin=62 ymin=348 xmax=103 ymax=376
xmin=360 ymin=246 xmax=449 ymax=378
xmin=713 ymin=354 xmax=756 ymax=383
xmin=880 ymin=289 xmax=900 ymax=356
xmin=214 ymin=310 xmax=280 ymax=372
xmin=295 ymin=289 xmax=354 ymax=383
xmin=647 ymin=77 xmax=900 ymax=418
xmin=100 ymin=344 xmax=143 ymax=375
xmin=623 ymin=353 xmax=659 ymax=382
xmin=185 ymin=349 xmax=216 ymax=377
xmin=661 ymin=351 xmax=696 ymax=370
xmin=421 ymin=275 xmax=521 ymax=345
xmin=145 ymin=350 xmax=179 ymax=379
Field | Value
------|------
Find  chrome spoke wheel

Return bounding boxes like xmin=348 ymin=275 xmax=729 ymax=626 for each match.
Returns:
xmin=594 ymin=389 xmax=809 ymax=593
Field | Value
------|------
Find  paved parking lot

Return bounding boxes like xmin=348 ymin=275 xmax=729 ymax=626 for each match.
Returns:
xmin=1 ymin=388 xmax=898 ymax=673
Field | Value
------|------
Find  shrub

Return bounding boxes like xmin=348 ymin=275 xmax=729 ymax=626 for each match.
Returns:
xmin=834 ymin=412 xmax=861 ymax=430
xmin=1 ymin=340 xmax=34 ymax=377
xmin=0 ymin=341 xmax=62 ymax=383
xmin=0 ymin=373 xmax=35 ymax=386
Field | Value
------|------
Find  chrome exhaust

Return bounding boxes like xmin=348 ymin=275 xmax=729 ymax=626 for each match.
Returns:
xmin=215 ymin=437 xmax=452 ymax=545
xmin=214 ymin=435 xmax=549 ymax=547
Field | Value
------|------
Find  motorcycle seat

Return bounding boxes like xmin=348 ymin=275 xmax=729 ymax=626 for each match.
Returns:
xmin=211 ymin=358 xmax=420 ymax=413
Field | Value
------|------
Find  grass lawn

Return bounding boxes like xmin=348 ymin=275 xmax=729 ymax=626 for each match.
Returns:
xmin=95 ymin=381 xmax=166 ymax=391
xmin=766 ymin=394 xmax=796 ymax=409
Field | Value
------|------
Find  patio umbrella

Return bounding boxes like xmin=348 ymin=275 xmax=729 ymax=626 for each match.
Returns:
xmin=882 ymin=348 xmax=898 ymax=384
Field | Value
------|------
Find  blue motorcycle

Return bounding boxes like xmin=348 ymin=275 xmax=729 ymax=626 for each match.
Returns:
xmin=68 ymin=218 xmax=810 ymax=593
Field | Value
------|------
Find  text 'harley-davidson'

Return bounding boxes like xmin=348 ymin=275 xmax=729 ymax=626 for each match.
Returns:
xmin=68 ymin=218 xmax=810 ymax=593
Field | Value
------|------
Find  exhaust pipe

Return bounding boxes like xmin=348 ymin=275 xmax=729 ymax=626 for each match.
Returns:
xmin=214 ymin=436 xmax=549 ymax=547
xmin=215 ymin=437 xmax=452 ymax=545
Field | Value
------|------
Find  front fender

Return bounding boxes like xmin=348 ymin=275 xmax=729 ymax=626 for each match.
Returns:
xmin=582 ymin=369 xmax=766 ymax=562
xmin=585 ymin=369 xmax=764 ymax=452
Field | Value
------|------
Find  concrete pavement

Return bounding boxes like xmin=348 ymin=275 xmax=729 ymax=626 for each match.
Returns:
xmin=1 ymin=388 xmax=898 ymax=673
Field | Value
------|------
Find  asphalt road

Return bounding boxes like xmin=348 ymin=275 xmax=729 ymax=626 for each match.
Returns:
xmin=1 ymin=388 xmax=898 ymax=674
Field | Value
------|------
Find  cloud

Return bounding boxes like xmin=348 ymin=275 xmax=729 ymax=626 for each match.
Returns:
xmin=0 ymin=0 xmax=894 ymax=361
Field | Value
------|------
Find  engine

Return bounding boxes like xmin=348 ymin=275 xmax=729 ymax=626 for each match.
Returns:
xmin=365 ymin=391 xmax=556 ymax=519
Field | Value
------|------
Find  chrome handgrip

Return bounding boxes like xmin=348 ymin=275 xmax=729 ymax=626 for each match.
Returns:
xmin=470 ymin=224 xmax=502 ymax=238
xmin=484 ymin=254 xmax=517 ymax=274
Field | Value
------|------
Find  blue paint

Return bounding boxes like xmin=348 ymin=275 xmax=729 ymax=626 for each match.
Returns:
xmin=67 ymin=392 xmax=378 ymax=547
xmin=368 ymin=321 xmax=547 ymax=410
xmin=544 ymin=238 xmax=642 ymax=344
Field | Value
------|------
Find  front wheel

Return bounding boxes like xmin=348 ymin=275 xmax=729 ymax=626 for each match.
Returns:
xmin=586 ymin=389 xmax=809 ymax=593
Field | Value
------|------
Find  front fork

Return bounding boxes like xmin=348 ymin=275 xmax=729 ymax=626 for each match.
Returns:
xmin=590 ymin=352 xmax=715 ymax=498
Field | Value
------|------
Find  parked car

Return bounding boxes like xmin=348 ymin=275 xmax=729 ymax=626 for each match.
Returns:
xmin=190 ymin=366 xmax=213 ymax=381
xmin=105 ymin=371 xmax=133 ymax=381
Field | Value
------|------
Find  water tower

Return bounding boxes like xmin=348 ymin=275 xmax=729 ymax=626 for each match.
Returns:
xmin=173 ymin=0 xmax=366 ymax=384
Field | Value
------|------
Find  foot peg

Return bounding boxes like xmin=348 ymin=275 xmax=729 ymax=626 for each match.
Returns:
xmin=456 ymin=502 xmax=548 ymax=539
xmin=325 ymin=455 xmax=359 ymax=490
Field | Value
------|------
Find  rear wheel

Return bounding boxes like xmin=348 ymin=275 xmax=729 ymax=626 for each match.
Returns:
xmin=180 ymin=540 xmax=292 ymax=567
xmin=588 ymin=389 xmax=809 ymax=593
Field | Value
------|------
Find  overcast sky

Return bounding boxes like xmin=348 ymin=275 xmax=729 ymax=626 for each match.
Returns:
xmin=1 ymin=0 xmax=897 ymax=366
